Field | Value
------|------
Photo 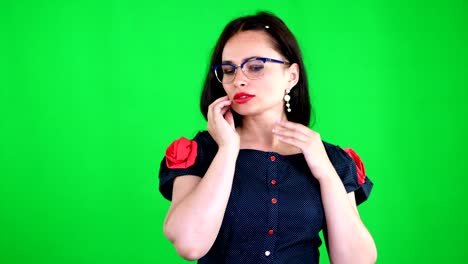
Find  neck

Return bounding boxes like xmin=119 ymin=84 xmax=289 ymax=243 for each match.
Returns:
xmin=237 ymin=110 xmax=289 ymax=151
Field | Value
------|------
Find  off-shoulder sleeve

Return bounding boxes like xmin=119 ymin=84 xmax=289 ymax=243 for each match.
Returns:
xmin=158 ymin=131 xmax=217 ymax=201
xmin=324 ymin=142 xmax=374 ymax=205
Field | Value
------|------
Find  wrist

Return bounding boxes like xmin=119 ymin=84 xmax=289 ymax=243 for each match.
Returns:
xmin=218 ymin=144 xmax=240 ymax=156
xmin=312 ymin=164 xmax=338 ymax=183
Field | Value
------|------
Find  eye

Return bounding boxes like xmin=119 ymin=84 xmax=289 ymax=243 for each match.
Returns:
xmin=222 ymin=66 xmax=235 ymax=75
xmin=248 ymin=64 xmax=264 ymax=72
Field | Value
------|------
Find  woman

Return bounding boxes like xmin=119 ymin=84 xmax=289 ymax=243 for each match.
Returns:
xmin=159 ymin=11 xmax=376 ymax=263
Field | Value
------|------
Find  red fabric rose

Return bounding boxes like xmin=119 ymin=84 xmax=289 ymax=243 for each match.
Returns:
xmin=165 ymin=137 xmax=198 ymax=169
xmin=343 ymin=148 xmax=366 ymax=185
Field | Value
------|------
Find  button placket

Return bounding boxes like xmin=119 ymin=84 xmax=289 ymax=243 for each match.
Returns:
xmin=263 ymin=153 xmax=279 ymax=262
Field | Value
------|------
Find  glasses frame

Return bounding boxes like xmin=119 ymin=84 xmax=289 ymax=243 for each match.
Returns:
xmin=211 ymin=57 xmax=290 ymax=84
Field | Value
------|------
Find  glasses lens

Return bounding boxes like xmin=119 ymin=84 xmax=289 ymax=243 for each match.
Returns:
xmin=215 ymin=65 xmax=236 ymax=83
xmin=244 ymin=59 xmax=265 ymax=79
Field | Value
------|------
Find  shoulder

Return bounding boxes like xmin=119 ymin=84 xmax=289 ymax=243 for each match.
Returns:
xmin=193 ymin=131 xmax=217 ymax=149
xmin=167 ymin=130 xmax=217 ymax=151
xmin=322 ymin=140 xmax=373 ymax=205
xmin=165 ymin=130 xmax=218 ymax=169
xmin=322 ymin=140 xmax=363 ymax=180
xmin=322 ymin=140 xmax=354 ymax=166
xmin=193 ymin=130 xmax=218 ymax=160
xmin=323 ymin=140 xmax=366 ymax=183
xmin=158 ymin=131 xmax=218 ymax=201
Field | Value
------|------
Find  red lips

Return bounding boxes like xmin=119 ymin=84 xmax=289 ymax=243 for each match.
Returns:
xmin=233 ymin=92 xmax=255 ymax=104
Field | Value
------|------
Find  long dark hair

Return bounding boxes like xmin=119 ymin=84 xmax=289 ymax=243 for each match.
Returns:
xmin=200 ymin=11 xmax=314 ymax=127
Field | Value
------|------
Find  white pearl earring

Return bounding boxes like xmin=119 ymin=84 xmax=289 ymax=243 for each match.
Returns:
xmin=284 ymin=89 xmax=291 ymax=112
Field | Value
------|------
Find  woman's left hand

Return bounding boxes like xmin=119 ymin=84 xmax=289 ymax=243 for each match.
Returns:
xmin=272 ymin=120 xmax=334 ymax=181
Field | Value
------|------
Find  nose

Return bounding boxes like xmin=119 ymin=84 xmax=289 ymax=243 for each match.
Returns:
xmin=233 ymin=66 xmax=248 ymax=87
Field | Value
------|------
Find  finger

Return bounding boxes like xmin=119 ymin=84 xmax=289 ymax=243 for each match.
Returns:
xmin=275 ymin=119 xmax=305 ymax=132
xmin=212 ymin=97 xmax=231 ymax=110
xmin=275 ymin=120 xmax=313 ymax=137
xmin=224 ymin=110 xmax=235 ymax=128
xmin=272 ymin=128 xmax=309 ymax=142
xmin=220 ymin=104 xmax=231 ymax=116
xmin=275 ymin=135 xmax=305 ymax=150
xmin=208 ymin=96 xmax=229 ymax=111
xmin=209 ymin=99 xmax=231 ymax=119
xmin=213 ymin=95 xmax=229 ymax=103
xmin=215 ymin=100 xmax=232 ymax=115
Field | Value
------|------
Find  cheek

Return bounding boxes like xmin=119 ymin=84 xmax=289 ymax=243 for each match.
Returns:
xmin=264 ymin=70 xmax=289 ymax=87
xmin=261 ymin=78 xmax=287 ymax=97
xmin=222 ymin=85 xmax=234 ymax=98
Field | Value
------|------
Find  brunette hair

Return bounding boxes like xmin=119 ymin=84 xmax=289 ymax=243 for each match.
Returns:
xmin=200 ymin=11 xmax=314 ymax=127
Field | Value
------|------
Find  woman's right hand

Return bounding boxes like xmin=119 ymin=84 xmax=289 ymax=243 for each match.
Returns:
xmin=207 ymin=96 xmax=240 ymax=149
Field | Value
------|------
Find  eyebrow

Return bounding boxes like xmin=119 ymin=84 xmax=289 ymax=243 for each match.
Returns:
xmin=221 ymin=56 xmax=260 ymax=64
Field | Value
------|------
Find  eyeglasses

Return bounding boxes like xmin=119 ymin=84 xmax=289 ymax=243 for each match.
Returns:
xmin=212 ymin=57 xmax=290 ymax=84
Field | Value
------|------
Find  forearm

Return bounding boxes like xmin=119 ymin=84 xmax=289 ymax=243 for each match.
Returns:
xmin=164 ymin=146 xmax=239 ymax=259
xmin=318 ymin=167 xmax=377 ymax=264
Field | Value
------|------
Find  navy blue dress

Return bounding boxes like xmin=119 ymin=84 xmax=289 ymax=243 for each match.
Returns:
xmin=159 ymin=131 xmax=373 ymax=264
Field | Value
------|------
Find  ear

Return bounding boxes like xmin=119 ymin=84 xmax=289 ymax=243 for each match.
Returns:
xmin=287 ymin=63 xmax=300 ymax=90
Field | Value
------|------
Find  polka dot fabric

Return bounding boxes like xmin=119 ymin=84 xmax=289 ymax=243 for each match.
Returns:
xmin=158 ymin=131 xmax=373 ymax=263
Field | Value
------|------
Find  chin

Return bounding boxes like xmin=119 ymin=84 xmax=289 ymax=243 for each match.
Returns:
xmin=232 ymin=105 xmax=251 ymax=115
xmin=233 ymin=106 xmax=264 ymax=118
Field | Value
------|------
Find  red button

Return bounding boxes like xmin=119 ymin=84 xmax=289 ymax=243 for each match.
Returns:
xmin=271 ymin=198 xmax=278 ymax=204
xmin=271 ymin=180 xmax=277 ymax=185
xmin=268 ymin=229 xmax=274 ymax=235
xmin=270 ymin=156 xmax=276 ymax=161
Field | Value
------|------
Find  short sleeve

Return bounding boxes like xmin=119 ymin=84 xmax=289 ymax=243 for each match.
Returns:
xmin=324 ymin=142 xmax=374 ymax=205
xmin=158 ymin=131 xmax=217 ymax=201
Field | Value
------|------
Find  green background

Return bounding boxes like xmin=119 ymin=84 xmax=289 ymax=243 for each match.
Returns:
xmin=1 ymin=0 xmax=467 ymax=263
